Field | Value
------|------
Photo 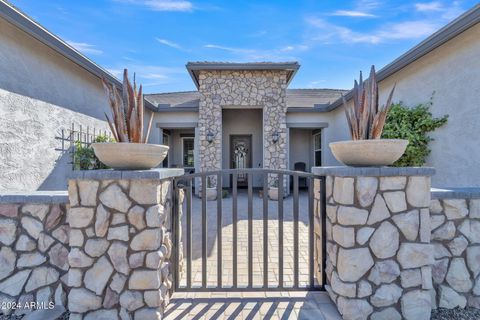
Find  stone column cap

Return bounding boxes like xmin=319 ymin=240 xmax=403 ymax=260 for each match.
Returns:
xmin=431 ymin=187 xmax=480 ymax=199
xmin=0 ymin=191 xmax=68 ymax=204
xmin=312 ymin=166 xmax=435 ymax=177
xmin=69 ymin=168 xmax=185 ymax=180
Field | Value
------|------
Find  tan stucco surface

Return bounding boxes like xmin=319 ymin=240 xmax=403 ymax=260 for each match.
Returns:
xmin=0 ymin=18 xmax=109 ymax=191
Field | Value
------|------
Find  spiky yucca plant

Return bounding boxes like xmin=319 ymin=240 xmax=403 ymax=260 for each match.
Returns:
xmin=102 ymin=69 xmax=154 ymax=143
xmin=343 ymin=65 xmax=396 ymax=140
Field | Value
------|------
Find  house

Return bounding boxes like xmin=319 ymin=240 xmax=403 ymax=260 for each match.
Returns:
xmin=145 ymin=3 xmax=480 ymax=188
xmin=1 ymin=0 xmax=479 ymax=192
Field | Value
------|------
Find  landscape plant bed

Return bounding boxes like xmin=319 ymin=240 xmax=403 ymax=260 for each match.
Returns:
xmin=431 ymin=307 xmax=480 ymax=320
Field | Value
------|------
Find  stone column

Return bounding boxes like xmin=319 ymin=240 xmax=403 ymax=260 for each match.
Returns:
xmin=66 ymin=169 xmax=183 ymax=320
xmin=313 ymin=167 xmax=435 ymax=320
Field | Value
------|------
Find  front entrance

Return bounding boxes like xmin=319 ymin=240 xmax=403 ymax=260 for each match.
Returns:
xmin=230 ymin=135 xmax=252 ymax=187
xmin=172 ymin=169 xmax=326 ymax=292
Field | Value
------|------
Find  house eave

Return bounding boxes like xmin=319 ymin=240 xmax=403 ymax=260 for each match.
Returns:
xmin=287 ymin=104 xmax=336 ymax=113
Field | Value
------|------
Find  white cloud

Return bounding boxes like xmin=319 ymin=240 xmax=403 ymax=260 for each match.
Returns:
xmin=204 ymin=44 xmax=254 ymax=55
xmin=306 ymin=17 xmax=440 ymax=44
xmin=330 ymin=10 xmax=376 ymax=17
xmin=144 ymin=0 xmax=192 ymax=11
xmin=66 ymin=41 xmax=103 ymax=55
xmin=306 ymin=18 xmax=381 ymax=44
xmin=377 ymin=21 xmax=438 ymax=40
xmin=204 ymin=44 xmax=300 ymax=61
xmin=114 ymin=0 xmax=193 ymax=12
xmin=156 ymin=38 xmax=182 ymax=49
xmin=415 ymin=1 xmax=464 ymax=20
xmin=106 ymin=64 xmax=184 ymax=87
xmin=415 ymin=1 xmax=443 ymax=11
xmin=279 ymin=45 xmax=309 ymax=52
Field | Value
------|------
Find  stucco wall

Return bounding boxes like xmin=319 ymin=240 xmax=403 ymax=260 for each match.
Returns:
xmin=289 ymin=128 xmax=313 ymax=170
xmin=326 ymin=23 xmax=480 ymax=188
xmin=168 ymin=129 xmax=195 ymax=168
xmin=0 ymin=18 xmax=109 ymax=192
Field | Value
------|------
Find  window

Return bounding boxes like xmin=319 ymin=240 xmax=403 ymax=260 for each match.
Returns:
xmin=313 ymin=131 xmax=322 ymax=166
xmin=162 ymin=132 xmax=169 ymax=168
xmin=182 ymin=138 xmax=194 ymax=167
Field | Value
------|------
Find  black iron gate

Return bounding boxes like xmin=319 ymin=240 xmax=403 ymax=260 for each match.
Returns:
xmin=172 ymin=169 xmax=326 ymax=292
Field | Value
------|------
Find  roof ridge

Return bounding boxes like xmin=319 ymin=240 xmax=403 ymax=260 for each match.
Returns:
xmin=146 ymin=88 xmax=348 ymax=95
xmin=144 ymin=90 xmax=200 ymax=96
xmin=287 ymin=88 xmax=349 ymax=92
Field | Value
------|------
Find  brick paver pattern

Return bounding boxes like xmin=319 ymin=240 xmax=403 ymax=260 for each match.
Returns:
xmin=178 ymin=189 xmax=315 ymax=289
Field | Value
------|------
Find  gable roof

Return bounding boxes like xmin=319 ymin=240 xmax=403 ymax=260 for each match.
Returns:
xmin=186 ymin=61 xmax=300 ymax=89
xmin=329 ymin=3 xmax=480 ymax=110
xmin=0 ymin=0 xmax=121 ymax=87
xmin=144 ymin=88 xmax=347 ymax=112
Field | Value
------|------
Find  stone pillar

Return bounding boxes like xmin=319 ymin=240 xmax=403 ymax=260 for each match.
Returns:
xmin=430 ymin=189 xmax=480 ymax=309
xmin=197 ymin=69 xmax=288 ymax=178
xmin=66 ymin=169 xmax=183 ymax=320
xmin=313 ymin=166 xmax=435 ymax=320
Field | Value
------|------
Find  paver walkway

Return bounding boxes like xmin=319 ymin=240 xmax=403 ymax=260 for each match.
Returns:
xmin=169 ymin=188 xmax=336 ymax=319
xmin=178 ymin=189 xmax=317 ymax=289
xmin=164 ymin=291 xmax=341 ymax=320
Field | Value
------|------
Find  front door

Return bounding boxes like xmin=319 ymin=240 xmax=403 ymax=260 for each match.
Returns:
xmin=230 ymin=135 xmax=252 ymax=187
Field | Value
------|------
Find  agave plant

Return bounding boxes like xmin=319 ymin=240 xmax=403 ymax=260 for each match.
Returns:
xmin=102 ymin=69 xmax=154 ymax=143
xmin=343 ymin=65 xmax=396 ymax=140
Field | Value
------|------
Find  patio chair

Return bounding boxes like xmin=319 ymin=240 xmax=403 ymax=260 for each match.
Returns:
xmin=294 ymin=162 xmax=307 ymax=188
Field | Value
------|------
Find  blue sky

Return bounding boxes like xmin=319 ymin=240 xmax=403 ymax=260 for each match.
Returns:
xmin=10 ymin=0 xmax=478 ymax=93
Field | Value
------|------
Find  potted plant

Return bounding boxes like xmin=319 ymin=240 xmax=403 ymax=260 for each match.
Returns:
xmin=205 ymin=176 xmax=217 ymax=201
xmin=329 ymin=66 xmax=408 ymax=166
xmin=268 ymin=179 xmax=279 ymax=201
xmin=92 ymin=69 xmax=169 ymax=170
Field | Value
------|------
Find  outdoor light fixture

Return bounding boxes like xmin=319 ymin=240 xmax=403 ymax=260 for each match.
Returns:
xmin=206 ymin=131 xmax=214 ymax=144
xmin=272 ymin=131 xmax=279 ymax=144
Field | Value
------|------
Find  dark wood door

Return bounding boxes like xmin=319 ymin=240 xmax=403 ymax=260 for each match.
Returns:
xmin=230 ymin=135 xmax=252 ymax=187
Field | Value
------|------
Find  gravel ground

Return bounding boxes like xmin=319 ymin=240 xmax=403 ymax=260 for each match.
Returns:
xmin=431 ymin=307 xmax=480 ymax=320
xmin=0 ymin=312 xmax=68 ymax=320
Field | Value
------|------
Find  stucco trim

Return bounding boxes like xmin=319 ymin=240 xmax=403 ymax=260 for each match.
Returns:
xmin=0 ymin=0 xmax=121 ymax=87
xmin=155 ymin=106 xmax=199 ymax=112
xmin=286 ymin=122 xmax=329 ymax=128
xmin=328 ymin=3 xmax=480 ymax=110
xmin=155 ymin=122 xmax=198 ymax=128
xmin=287 ymin=104 xmax=331 ymax=112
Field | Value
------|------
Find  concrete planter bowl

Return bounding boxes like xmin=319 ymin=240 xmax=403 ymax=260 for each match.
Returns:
xmin=329 ymin=139 xmax=409 ymax=167
xmin=268 ymin=187 xmax=287 ymax=201
xmin=199 ymin=188 xmax=217 ymax=201
xmin=92 ymin=142 xmax=169 ymax=170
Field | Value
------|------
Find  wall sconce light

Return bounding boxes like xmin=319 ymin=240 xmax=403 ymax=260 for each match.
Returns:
xmin=272 ymin=131 xmax=279 ymax=144
xmin=206 ymin=131 xmax=214 ymax=144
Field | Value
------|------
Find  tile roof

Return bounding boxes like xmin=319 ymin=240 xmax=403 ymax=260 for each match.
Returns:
xmin=144 ymin=88 xmax=347 ymax=112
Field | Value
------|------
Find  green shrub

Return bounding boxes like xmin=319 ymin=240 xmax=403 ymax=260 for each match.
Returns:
xmin=73 ymin=135 xmax=112 ymax=170
xmin=381 ymin=100 xmax=448 ymax=167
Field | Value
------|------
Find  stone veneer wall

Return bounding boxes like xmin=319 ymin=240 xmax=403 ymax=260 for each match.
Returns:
xmin=66 ymin=169 xmax=183 ymax=320
xmin=313 ymin=167 xmax=435 ymax=320
xmin=430 ymin=188 xmax=480 ymax=309
xmin=0 ymin=193 xmax=69 ymax=317
xmin=197 ymin=70 xmax=288 ymax=185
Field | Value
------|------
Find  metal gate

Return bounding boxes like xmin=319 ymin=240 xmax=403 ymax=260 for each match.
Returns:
xmin=172 ymin=169 xmax=326 ymax=292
